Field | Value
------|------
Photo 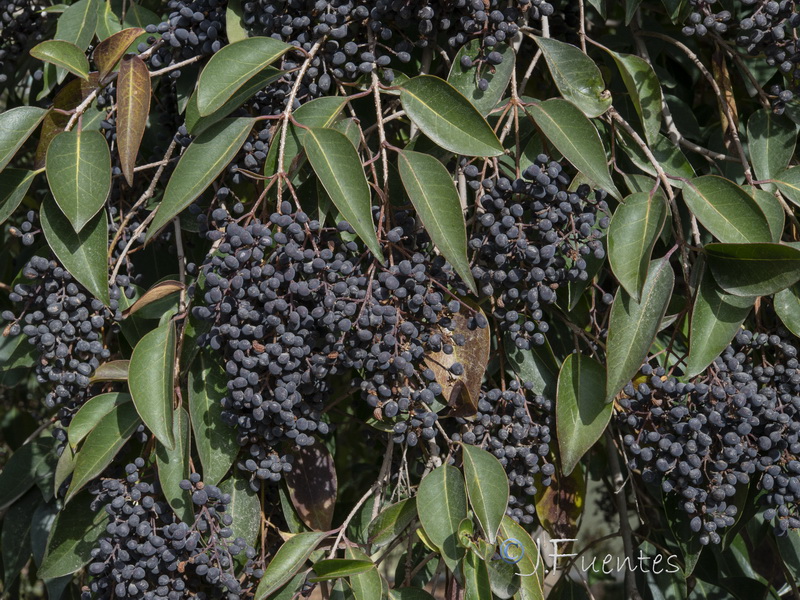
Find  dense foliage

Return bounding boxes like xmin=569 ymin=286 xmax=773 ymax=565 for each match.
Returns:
xmin=4 ymin=0 xmax=800 ymax=598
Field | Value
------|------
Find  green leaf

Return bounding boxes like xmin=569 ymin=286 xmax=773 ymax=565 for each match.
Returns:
xmin=310 ymin=559 xmax=375 ymax=582
xmin=390 ymin=590 xmax=436 ymax=600
xmin=186 ymin=67 xmax=284 ymax=136
xmin=346 ymin=547 xmax=385 ymax=600
xmin=89 ymin=359 xmax=130 ymax=382
xmin=606 ymin=257 xmax=674 ymax=401
xmin=55 ymin=0 xmax=98 ymax=51
xmin=117 ymin=54 xmax=151 ymax=186
xmin=397 ymin=150 xmax=476 ymax=294
xmin=747 ymin=109 xmax=796 ymax=190
xmin=30 ymin=40 xmax=91 ymax=80
xmin=219 ymin=471 xmax=262 ymax=551
xmin=146 ymin=118 xmax=255 ymax=241
xmin=303 ymin=127 xmax=382 ymax=259
xmin=606 ymin=50 xmax=662 ymax=144
xmin=0 ymin=169 xmax=37 ymax=225
xmin=0 ymin=106 xmax=48 ymax=172
xmin=66 ymin=401 xmax=141 ymax=501
xmin=461 ymin=444 xmax=508 ymax=544
xmin=40 ymin=196 xmax=110 ymax=306
xmin=197 ymin=37 xmax=291 ymax=116
xmin=368 ymin=498 xmax=417 ymax=547
xmin=1 ymin=489 xmax=38 ymax=584
xmin=526 ymin=99 xmax=621 ymax=200
xmin=68 ymin=392 xmax=132 ymax=449
xmin=487 ymin=559 xmax=520 ymax=600
xmin=533 ymin=36 xmax=611 ymax=118
xmin=284 ymin=442 xmax=338 ymax=531
xmin=682 ymin=176 xmax=772 ymax=244
xmin=618 ymin=131 xmax=694 ymax=189
xmin=464 ymin=550 xmax=492 ymax=600
xmin=0 ymin=439 xmax=51 ymax=510
xmin=744 ymin=186 xmax=784 ymax=242
xmin=254 ymin=532 xmax=328 ymax=599
xmin=129 ymin=320 xmax=176 ymax=449
xmin=705 ymin=242 xmax=800 ymax=297
xmin=225 ymin=0 xmax=248 ymax=42
xmin=39 ymin=490 xmax=108 ymax=579
xmin=448 ymin=41 xmax=514 ymax=115
xmin=556 ymin=354 xmax=612 ymax=475
xmin=772 ymin=166 xmax=800 ymax=208
xmin=399 ymin=75 xmax=503 ymax=157
xmin=503 ymin=334 xmax=558 ymax=398
xmin=46 ymin=128 xmax=111 ymax=231
xmin=188 ymin=352 xmax=239 ymax=486
xmin=92 ymin=27 xmax=145 ymax=78
xmin=156 ymin=407 xmax=192 ymax=523
xmin=608 ymin=192 xmax=668 ymax=301
xmin=416 ymin=464 xmax=467 ymax=573
xmin=774 ymin=283 xmax=800 ymax=338
xmin=686 ymin=265 xmax=754 ymax=377
xmin=96 ymin=0 xmax=123 ymax=40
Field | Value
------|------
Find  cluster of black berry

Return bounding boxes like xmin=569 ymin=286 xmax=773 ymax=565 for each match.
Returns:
xmin=467 ymin=155 xmax=608 ymax=350
xmin=454 ymin=380 xmax=554 ymax=524
xmin=84 ymin=461 xmax=254 ymax=600
xmin=145 ymin=0 xmax=227 ymax=78
xmin=2 ymin=256 xmax=118 ymax=428
xmin=617 ymin=330 xmax=800 ymax=544
xmin=0 ymin=0 xmax=49 ymax=86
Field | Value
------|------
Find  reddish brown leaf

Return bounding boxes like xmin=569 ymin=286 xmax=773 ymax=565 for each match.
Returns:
xmin=534 ymin=462 xmax=585 ymax=540
xmin=424 ymin=302 xmax=490 ymax=418
xmin=117 ymin=54 xmax=151 ymax=186
xmin=122 ymin=280 xmax=184 ymax=318
xmin=34 ymin=74 xmax=99 ymax=169
xmin=93 ymin=28 xmax=145 ymax=80
xmin=284 ymin=443 xmax=337 ymax=531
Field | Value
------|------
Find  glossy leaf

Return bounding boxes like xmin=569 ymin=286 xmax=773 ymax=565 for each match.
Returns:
xmin=399 ymin=75 xmax=503 ymax=157
xmin=486 ymin=558 xmax=519 ymax=600
xmin=682 ymin=176 xmax=772 ymax=243
xmin=285 ymin=442 xmax=337 ymax=531
xmin=705 ymin=242 xmax=800 ymax=297
xmin=46 ymin=128 xmax=111 ymax=231
xmin=398 ymin=150 xmax=476 ymax=294
xmin=68 ymin=392 xmax=132 ymax=448
xmin=55 ymin=0 xmax=98 ymax=51
xmin=368 ymin=498 xmax=417 ymax=547
xmin=66 ymin=401 xmax=141 ymax=501
xmin=534 ymin=36 xmax=611 ymax=117
xmin=773 ymin=166 xmax=800 ymax=208
xmin=117 ymin=54 xmax=151 ymax=186
xmin=96 ymin=0 xmax=122 ymax=40
xmin=0 ymin=106 xmax=48 ymax=172
xmin=448 ymin=41 xmax=514 ymax=115
xmin=503 ymin=335 xmax=558 ymax=398
xmin=618 ymin=130 xmax=694 ymax=189
xmin=92 ymin=27 xmax=144 ymax=78
xmin=40 ymin=197 xmax=110 ymax=306
xmin=156 ymin=408 xmax=192 ymax=523
xmin=38 ymin=490 xmax=108 ymax=579
xmin=122 ymin=280 xmax=183 ymax=318
xmin=606 ymin=258 xmax=674 ymax=401
xmin=254 ymin=532 xmax=328 ymax=599
xmin=89 ymin=359 xmax=130 ymax=382
xmin=129 ymin=320 xmax=176 ymax=449
xmin=498 ymin=517 xmax=545 ymax=600
xmin=461 ymin=444 xmax=508 ymax=544
xmin=310 ymin=559 xmax=375 ymax=582
xmin=0 ymin=169 xmax=36 ymax=225
xmin=775 ymin=283 xmax=800 ymax=338
xmin=146 ymin=118 xmax=255 ymax=241
xmin=526 ymin=99 xmax=621 ymax=200
xmin=608 ymin=192 xmax=668 ymax=300
xmin=607 ymin=49 xmax=662 ymax=144
xmin=417 ymin=464 xmax=467 ymax=573
xmin=747 ymin=109 xmax=796 ymax=189
xmin=219 ymin=471 xmax=262 ymax=550
xmin=686 ymin=266 xmax=754 ymax=377
xmin=745 ymin=186 xmax=784 ymax=242
xmin=189 ymin=352 xmax=239 ymax=486
xmin=197 ymin=37 xmax=292 ymax=116
xmin=303 ymin=127 xmax=382 ymax=258
xmin=0 ymin=439 xmax=51 ymax=510
xmin=346 ymin=547 xmax=385 ymax=600
xmin=556 ymin=354 xmax=612 ymax=475
xmin=30 ymin=40 xmax=90 ymax=80
xmin=464 ymin=550 xmax=492 ymax=600
xmin=225 ymin=0 xmax=248 ymax=42
xmin=186 ymin=67 xmax=284 ymax=136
